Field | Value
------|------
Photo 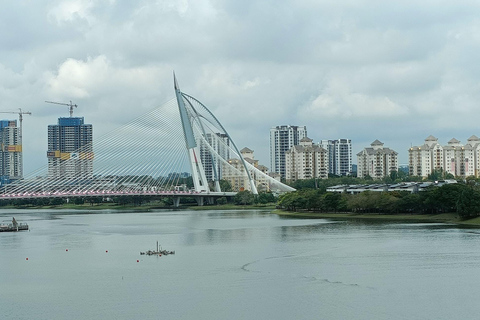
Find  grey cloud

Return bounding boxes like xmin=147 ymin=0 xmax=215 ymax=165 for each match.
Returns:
xmin=2 ymin=0 xmax=480 ymax=171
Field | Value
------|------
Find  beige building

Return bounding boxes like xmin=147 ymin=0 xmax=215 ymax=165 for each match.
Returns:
xmin=284 ymin=137 xmax=328 ymax=183
xmin=357 ymin=140 xmax=398 ymax=179
xmin=408 ymin=135 xmax=443 ymax=177
xmin=222 ymin=147 xmax=271 ymax=192
xmin=466 ymin=135 xmax=480 ymax=177
xmin=409 ymin=135 xmax=480 ymax=178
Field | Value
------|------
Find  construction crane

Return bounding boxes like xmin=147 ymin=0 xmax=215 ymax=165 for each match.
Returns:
xmin=45 ymin=100 xmax=78 ymax=117
xmin=0 ymin=108 xmax=32 ymax=145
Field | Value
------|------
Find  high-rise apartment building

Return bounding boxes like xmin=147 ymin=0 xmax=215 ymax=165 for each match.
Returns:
xmin=443 ymin=138 xmax=470 ymax=177
xmin=270 ymin=125 xmax=307 ymax=178
xmin=357 ymin=140 xmax=398 ymax=179
xmin=408 ymin=135 xmax=442 ymax=177
xmin=409 ymin=135 xmax=480 ymax=178
xmin=320 ymin=139 xmax=353 ymax=176
xmin=200 ymin=133 xmax=230 ymax=183
xmin=285 ymin=137 xmax=328 ymax=183
xmin=47 ymin=117 xmax=93 ymax=180
xmin=0 ymin=120 xmax=22 ymax=185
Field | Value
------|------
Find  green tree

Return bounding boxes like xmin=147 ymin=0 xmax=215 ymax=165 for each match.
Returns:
xmin=277 ymin=191 xmax=308 ymax=211
xmin=216 ymin=197 xmax=227 ymax=205
xmin=456 ymin=186 xmax=480 ymax=218
xmin=88 ymin=196 xmax=103 ymax=206
xmin=383 ymin=176 xmax=394 ymax=184
xmin=257 ymin=192 xmax=276 ymax=204
xmin=428 ymin=168 xmax=444 ymax=181
xmin=376 ymin=192 xmax=398 ymax=213
xmin=304 ymin=189 xmax=323 ymax=211
xmin=424 ymin=184 xmax=466 ymax=213
xmin=50 ymin=197 xmax=64 ymax=205
xmin=278 ymin=192 xmax=295 ymax=211
xmin=389 ymin=170 xmax=398 ymax=182
xmin=235 ymin=190 xmax=255 ymax=205
xmin=219 ymin=180 xmax=233 ymax=192
xmin=405 ymin=175 xmax=424 ymax=182
xmin=445 ymin=173 xmax=455 ymax=179
xmin=114 ymin=195 xmax=132 ymax=206
xmin=323 ymin=192 xmax=342 ymax=212
xmin=395 ymin=192 xmax=422 ymax=213
xmin=74 ymin=197 xmax=85 ymax=205
xmin=290 ymin=179 xmax=317 ymax=190
xmin=34 ymin=198 xmax=50 ymax=206
xmin=465 ymin=176 xmax=478 ymax=186
xmin=396 ymin=169 xmax=409 ymax=181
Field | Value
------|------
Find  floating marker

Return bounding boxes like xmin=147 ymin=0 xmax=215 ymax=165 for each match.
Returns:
xmin=106 ymin=250 xmax=108 ymax=253
xmin=137 ymin=260 xmax=139 ymax=262
xmin=66 ymin=249 xmax=68 ymax=252
xmin=26 ymin=258 xmax=28 ymax=260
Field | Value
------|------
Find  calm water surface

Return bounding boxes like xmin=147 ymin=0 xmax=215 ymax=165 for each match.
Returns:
xmin=2 ymin=209 xmax=480 ymax=320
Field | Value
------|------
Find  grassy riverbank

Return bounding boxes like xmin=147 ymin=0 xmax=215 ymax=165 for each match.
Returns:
xmin=6 ymin=202 xmax=480 ymax=227
xmin=273 ymin=210 xmax=480 ymax=226
xmin=188 ymin=204 xmax=276 ymax=210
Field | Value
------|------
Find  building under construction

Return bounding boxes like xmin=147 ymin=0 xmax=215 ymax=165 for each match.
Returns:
xmin=0 ymin=120 xmax=22 ymax=185
xmin=47 ymin=117 xmax=94 ymax=180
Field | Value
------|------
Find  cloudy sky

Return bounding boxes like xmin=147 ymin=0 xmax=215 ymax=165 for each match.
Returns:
xmin=2 ymin=0 xmax=480 ymax=174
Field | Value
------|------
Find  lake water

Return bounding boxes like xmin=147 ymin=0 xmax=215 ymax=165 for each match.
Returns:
xmin=2 ymin=208 xmax=480 ymax=320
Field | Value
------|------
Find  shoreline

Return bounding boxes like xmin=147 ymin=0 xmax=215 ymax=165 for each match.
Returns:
xmin=273 ymin=210 xmax=480 ymax=226
xmin=5 ymin=203 xmax=480 ymax=227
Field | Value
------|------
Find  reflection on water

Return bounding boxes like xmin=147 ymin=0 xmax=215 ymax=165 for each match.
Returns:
xmin=2 ymin=208 xmax=480 ymax=320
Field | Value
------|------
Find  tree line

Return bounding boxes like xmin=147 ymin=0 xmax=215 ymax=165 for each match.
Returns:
xmin=278 ymin=179 xmax=480 ymax=219
xmin=0 ymin=191 xmax=278 ymax=208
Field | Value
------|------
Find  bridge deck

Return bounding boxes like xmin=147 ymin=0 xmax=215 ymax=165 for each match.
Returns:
xmin=0 ymin=190 xmax=237 ymax=200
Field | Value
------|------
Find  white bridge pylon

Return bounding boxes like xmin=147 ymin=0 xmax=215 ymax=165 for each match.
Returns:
xmin=0 ymin=75 xmax=294 ymax=200
xmin=174 ymin=74 xmax=258 ymax=194
xmin=173 ymin=74 xmax=295 ymax=195
xmin=174 ymin=75 xmax=211 ymax=193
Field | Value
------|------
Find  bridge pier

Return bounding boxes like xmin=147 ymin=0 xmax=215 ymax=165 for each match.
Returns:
xmin=173 ymin=197 xmax=180 ymax=207
xmin=196 ymin=196 xmax=204 ymax=206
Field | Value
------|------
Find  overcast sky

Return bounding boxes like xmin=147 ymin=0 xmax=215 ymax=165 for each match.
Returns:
xmin=2 ymin=0 xmax=480 ymax=174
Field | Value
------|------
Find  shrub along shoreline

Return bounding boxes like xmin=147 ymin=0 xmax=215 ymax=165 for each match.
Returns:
xmin=277 ymin=183 xmax=480 ymax=221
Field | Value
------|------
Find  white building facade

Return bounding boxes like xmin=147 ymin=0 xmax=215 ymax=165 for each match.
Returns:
xmin=199 ymin=133 xmax=230 ymax=183
xmin=284 ymin=137 xmax=328 ymax=183
xmin=320 ymin=138 xmax=353 ymax=176
xmin=409 ymin=135 xmax=480 ymax=178
xmin=408 ymin=135 xmax=443 ymax=177
xmin=270 ymin=125 xmax=307 ymax=179
xmin=357 ymin=140 xmax=398 ymax=179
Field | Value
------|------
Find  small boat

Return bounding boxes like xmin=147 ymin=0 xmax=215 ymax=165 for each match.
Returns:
xmin=140 ymin=241 xmax=175 ymax=256
xmin=0 ymin=217 xmax=29 ymax=232
xmin=140 ymin=249 xmax=175 ymax=256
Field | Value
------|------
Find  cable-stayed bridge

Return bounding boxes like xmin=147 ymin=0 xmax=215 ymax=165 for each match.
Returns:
xmin=1 ymin=75 xmax=294 ymax=206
